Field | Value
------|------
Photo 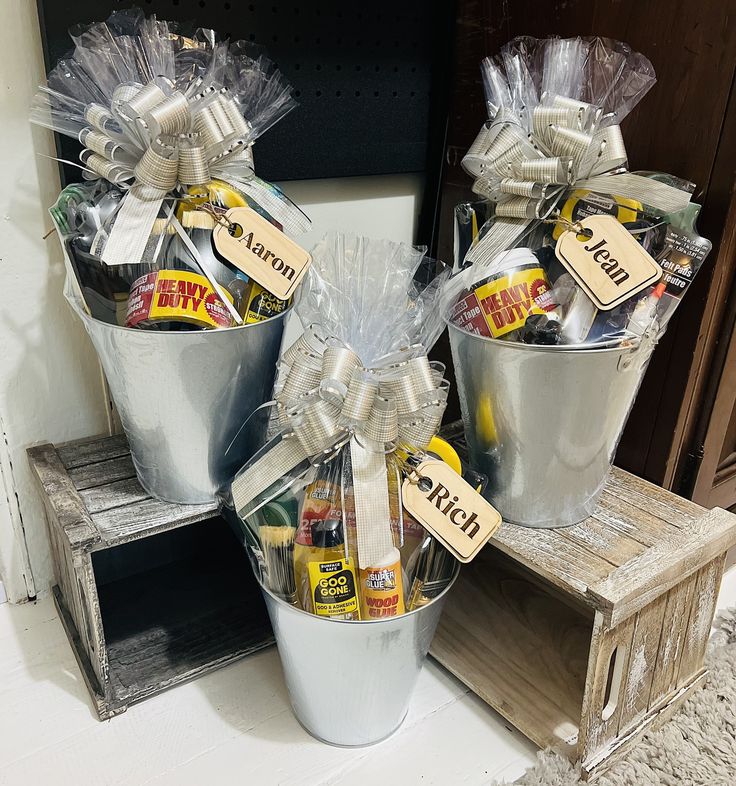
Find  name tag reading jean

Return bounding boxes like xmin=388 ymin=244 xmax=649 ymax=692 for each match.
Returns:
xmin=213 ymin=206 xmax=312 ymax=301
xmin=402 ymin=459 xmax=502 ymax=563
xmin=555 ymin=215 xmax=663 ymax=311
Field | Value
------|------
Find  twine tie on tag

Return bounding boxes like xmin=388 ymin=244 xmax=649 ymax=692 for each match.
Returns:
xmin=544 ymin=211 xmax=588 ymax=237
xmin=462 ymin=93 xmax=694 ymax=269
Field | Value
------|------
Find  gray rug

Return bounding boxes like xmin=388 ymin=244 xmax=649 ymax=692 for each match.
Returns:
xmin=508 ymin=609 xmax=736 ymax=786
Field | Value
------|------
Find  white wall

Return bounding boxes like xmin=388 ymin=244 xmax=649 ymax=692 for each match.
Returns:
xmin=275 ymin=174 xmax=424 ymax=346
xmin=275 ymin=174 xmax=423 ymax=248
xmin=0 ymin=0 xmax=424 ymax=603
xmin=0 ymin=1 xmax=114 ymax=602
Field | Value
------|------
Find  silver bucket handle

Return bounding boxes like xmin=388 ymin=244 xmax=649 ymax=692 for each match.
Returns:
xmin=617 ymin=332 xmax=656 ymax=373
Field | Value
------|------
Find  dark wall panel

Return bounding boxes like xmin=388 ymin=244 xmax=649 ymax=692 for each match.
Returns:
xmin=435 ymin=0 xmax=736 ymax=488
xmin=37 ymin=0 xmax=451 ymax=182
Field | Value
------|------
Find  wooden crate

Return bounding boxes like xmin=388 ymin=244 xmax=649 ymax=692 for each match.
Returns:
xmin=430 ymin=467 xmax=736 ymax=780
xmin=28 ymin=435 xmax=274 ymax=720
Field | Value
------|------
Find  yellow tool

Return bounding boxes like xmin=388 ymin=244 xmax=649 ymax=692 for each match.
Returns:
xmin=426 ymin=436 xmax=462 ymax=475
xmin=552 ymin=189 xmax=642 ymax=240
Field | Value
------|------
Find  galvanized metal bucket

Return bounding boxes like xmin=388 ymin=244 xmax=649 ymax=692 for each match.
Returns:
xmin=67 ymin=288 xmax=286 ymax=504
xmin=448 ymin=322 xmax=653 ymax=528
xmin=260 ymin=565 xmax=459 ymax=747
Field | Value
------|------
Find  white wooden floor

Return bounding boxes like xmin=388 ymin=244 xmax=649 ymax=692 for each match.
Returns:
xmin=2 ymin=566 xmax=735 ymax=786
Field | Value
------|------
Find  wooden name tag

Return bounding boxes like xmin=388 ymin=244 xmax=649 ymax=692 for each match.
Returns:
xmin=555 ymin=215 xmax=662 ymax=311
xmin=213 ymin=207 xmax=311 ymax=300
xmin=402 ymin=459 xmax=502 ymax=563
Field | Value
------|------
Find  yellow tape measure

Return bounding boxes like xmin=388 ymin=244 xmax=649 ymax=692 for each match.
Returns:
xmin=552 ymin=189 xmax=642 ymax=240
xmin=426 ymin=436 xmax=462 ymax=475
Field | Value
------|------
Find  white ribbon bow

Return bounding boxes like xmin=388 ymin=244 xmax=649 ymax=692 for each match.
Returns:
xmin=231 ymin=325 xmax=449 ymax=566
xmin=78 ymin=79 xmax=309 ymax=270
xmin=461 ymin=95 xmax=693 ymax=268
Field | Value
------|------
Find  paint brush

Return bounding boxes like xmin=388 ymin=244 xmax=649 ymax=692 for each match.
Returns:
xmin=407 ymin=536 xmax=455 ymax=611
xmin=260 ymin=525 xmax=298 ymax=605
xmin=256 ymin=496 xmax=299 ymax=605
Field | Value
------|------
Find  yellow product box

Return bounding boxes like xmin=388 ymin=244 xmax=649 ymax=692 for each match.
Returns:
xmin=308 ymin=558 xmax=360 ymax=619
xmin=126 ymin=270 xmax=235 ymax=329
xmin=451 ymin=264 xmax=556 ymax=338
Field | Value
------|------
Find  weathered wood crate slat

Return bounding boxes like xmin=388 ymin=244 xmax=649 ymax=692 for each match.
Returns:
xmin=57 ymin=433 xmax=130 ymax=468
xmin=68 ymin=454 xmax=137 ymax=490
xmin=431 ymin=465 xmax=736 ymax=781
xmin=28 ymin=435 xmax=273 ymax=720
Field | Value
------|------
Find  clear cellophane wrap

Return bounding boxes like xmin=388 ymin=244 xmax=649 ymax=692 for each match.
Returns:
xmin=448 ymin=36 xmax=710 ymax=348
xmin=461 ymin=36 xmax=694 ymax=270
xmin=33 ymin=8 xmax=310 ymax=303
xmin=230 ymin=234 xmax=458 ymax=618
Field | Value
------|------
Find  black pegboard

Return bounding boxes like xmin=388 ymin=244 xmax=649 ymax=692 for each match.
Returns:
xmin=36 ymin=1 xmax=453 ymax=183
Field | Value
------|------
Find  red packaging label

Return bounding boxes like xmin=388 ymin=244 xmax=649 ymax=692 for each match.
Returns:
xmin=126 ymin=271 xmax=234 ymax=329
xmin=295 ymin=481 xmax=342 ymax=547
xmin=449 ymin=290 xmax=493 ymax=337
xmin=451 ymin=266 xmax=556 ymax=338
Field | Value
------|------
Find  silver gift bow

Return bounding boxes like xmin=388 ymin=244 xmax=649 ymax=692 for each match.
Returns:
xmin=231 ymin=325 xmax=449 ymax=568
xmin=78 ymin=79 xmax=309 ymax=270
xmin=461 ymin=95 xmax=693 ymax=269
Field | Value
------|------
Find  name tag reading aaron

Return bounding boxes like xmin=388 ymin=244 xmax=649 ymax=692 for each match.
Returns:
xmin=555 ymin=215 xmax=662 ymax=311
xmin=402 ymin=459 xmax=502 ymax=563
xmin=213 ymin=207 xmax=311 ymax=300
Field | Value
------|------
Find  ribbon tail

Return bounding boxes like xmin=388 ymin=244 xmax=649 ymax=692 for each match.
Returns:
xmin=228 ymin=175 xmax=312 ymax=237
xmin=350 ymin=438 xmax=394 ymax=570
xmin=231 ymin=437 xmax=309 ymax=518
xmin=149 ymin=201 xmax=175 ymax=267
xmin=169 ymin=214 xmax=244 ymax=325
xmin=575 ymin=172 xmax=692 ymax=215
xmin=99 ymin=185 xmax=164 ymax=267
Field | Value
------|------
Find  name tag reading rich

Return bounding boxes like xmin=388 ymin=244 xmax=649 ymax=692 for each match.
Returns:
xmin=555 ymin=215 xmax=663 ymax=311
xmin=213 ymin=206 xmax=312 ymax=301
xmin=402 ymin=459 xmax=502 ymax=563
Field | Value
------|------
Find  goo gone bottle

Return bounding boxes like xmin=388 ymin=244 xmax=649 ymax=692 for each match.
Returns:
xmin=360 ymin=547 xmax=406 ymax=619
xmin=293 ymin=459 xmax=343 ymax=610
xmin=306 ymin=519 xmax=360 ymax=621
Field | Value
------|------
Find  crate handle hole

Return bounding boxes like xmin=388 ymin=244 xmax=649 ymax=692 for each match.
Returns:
xmin=602 ymin=645 xmax=625 ymax=721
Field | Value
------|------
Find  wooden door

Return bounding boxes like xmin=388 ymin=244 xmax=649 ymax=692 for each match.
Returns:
xmin=688 ymin=188 xmax=736 ymax=507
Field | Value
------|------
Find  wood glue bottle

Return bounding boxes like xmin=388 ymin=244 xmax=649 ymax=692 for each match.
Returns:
xmin=359 ymin=548 xmax=406 ymax=619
